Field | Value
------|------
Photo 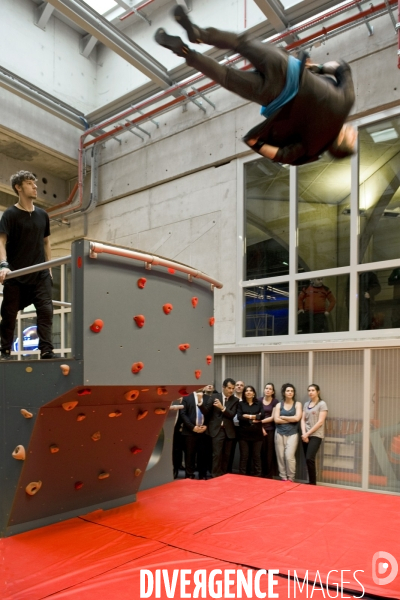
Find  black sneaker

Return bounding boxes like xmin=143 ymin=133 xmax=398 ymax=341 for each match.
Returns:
xmin=41 ymin=351 xmax=56 ymax=359
xmin=0 ymin=350 xmax=12 ymax=361
xmin=154 ymin=28 xmax=189 ymax=57
xmin=173 ymin=6 xmax=202 ymax=43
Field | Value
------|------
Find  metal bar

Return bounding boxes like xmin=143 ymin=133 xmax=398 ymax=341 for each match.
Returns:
xmin=89 ymin=242 xmax=223 ymax=289
xmin=191 ymin=86 xmax=216 ymax=108
xmin=383 ymin=0 xmax=397 ymax=28
xmin=35 ymin=2 xmax=55 ymax=30
xmin=0 ymin=293 xmax=71 ymax=307
xmin=357 ymin=1 xmax=374 ymax=35
xmin=120 ymin=0 xmax=157 ymax=21
xmin=4 ymin=256 xmax=72 ymax=281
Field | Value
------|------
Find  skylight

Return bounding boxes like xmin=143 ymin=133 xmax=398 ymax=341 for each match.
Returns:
xmin=368 ymin=128 xmax=399 ymax=143
xmin=279 ymin=0 xmax=304 ymax=9
xmin=84 ymin=0 xmax=118 ymax=15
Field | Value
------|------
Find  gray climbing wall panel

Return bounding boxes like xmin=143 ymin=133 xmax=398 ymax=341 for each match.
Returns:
xmin=0 ymin=238 xmax=216 ymax=537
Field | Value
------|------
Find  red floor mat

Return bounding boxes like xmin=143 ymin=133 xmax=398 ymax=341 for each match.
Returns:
xmin=2 ymin=476 xmax=400 ymax=599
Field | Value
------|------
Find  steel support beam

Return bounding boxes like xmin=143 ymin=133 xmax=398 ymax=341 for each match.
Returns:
xmin=253 ymin=0 xmax=289 ymax=32
xmin=35 ymin=2 xmax=56 ymax=30
xmin=45 ymin=0 xmax=173 ymax=88
xmin=0 ymin=66 xmax=86 ymax=129
xmin=80 ymin=33 xmax=98 ymax=58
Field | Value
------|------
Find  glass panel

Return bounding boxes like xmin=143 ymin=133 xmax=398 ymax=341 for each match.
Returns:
xmin=298 ymin=153 xmax=351 ymax=272
xmin=297 ymin=275 xmax=349 ymax=334
xmin=52 ymin=313 xmax=61 ymax=349
xmin=225 ymin=354 xmax=261 ymax=394
xmin=244 ymin=282 xmax=289 ymax=337
xmin=65 ymin=263 xmax=72 ymax=303
xmin=65 ymin=312 xmax=72 ymax=349
xmin=359 ymin=116 xmax=400 ymax=264
xmin=370 ymin=349 xmax=400 ymax=493
xmin=358 ymin=267 xmax=400 ymax=330
xmin=213 ymin=355 xmax=222 ymax=393
xmin=314 ymin=350 xmax=364 ymax=488
xmin=244 ymin=159 xmax=290 ymax=280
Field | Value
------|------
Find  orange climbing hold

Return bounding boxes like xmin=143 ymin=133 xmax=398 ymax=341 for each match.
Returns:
xmin=178 ymin=343 xmax=190 ymax=351
xmin=76 ymin=413 xmax=86 ymax=422
xmin=109 ymin=409 xmax=122 ymax=418
xmin=134 ymin=468 xmax=142 ymax=477
xmin=192 ymin=297 xmax=198 ymax=308
xmin=133 ymin=315 xmax=145 ymax=328
xmin=137 ymin=277 xmax=147 ymax=289
xmin=20 ymin=409 xmax=33 ymax=419
xmin=157 ymin=387 xmax=168 ymax=395
xmin=12 ymin=445 xmax=26 ymax=460
xmin=195 ymin=370 xmax=202 ymax=380
xmin=91 ymin=431 xmax=101 ymax=441
xmin=62 ymin=401 xmax=78 ymax=411
xmin=209 ymin=317 xmax=215 ymax=326
xmin=60 ymin=364 xmax=70 ymax=376
xmin=130 ymin=446 xmax=142 ymax=454
xmin=131 ymin=362 xmax=144 ymax=374
xmin=125 ymin=390 xmax=140 ymax=401
xmin=90 ymin=319 xmax=104 ymax=333
xmin=163 ymin=303 xmax=173 ymax=315
xmin=26 ymin=481 xmax=42 ymax=496
xmin=49 ymin=445 xmax=59 ymax=454
xmin=155 ymin=408 xmax=167 ymax=415
xmin=137 ymin=410 xmax=148 ymax=421
xmin=206 ymin=355 xmax=212 ymax=365
xmin=98 ymin=472 xmax=110 ymax=480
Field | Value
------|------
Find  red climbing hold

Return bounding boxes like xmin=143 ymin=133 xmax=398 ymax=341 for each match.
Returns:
xmin=137 ymin=277 xmax=147 ymax=289
xmin=133 ymin=315 xmax=145 ymax=328
xmin=163 ymin=303 xmax=173 ymax=315
xmin=90 ymin=319 xmax=104 ymax=333
xmin=131 ymin=362 xmax=144 ymax=374
xmin=179 ymin=388 xmax=189 ymax=396
xmin=75 ymin=481 xmax=84 ymax=490
xmin=130 ymin=446 xmax=142 ymax=454
xmin=167 ymin=268 xmax=175 ymax=274
xmin=195 ymin=370 xmax=202 ymax=380
xmin=206 ymin=355 xmax=212 ymax=365
xmin=157 ymin=387 xmax=168 ymax=395
xmin=192 ymin=297 xmax=198 ymax=308
xmin=78 ymin=388 xmax=91 ymax=396
xmin=209 ymin=317 xmax=215 ymax=326
xmin=77 ymin=256 xmax=82 ymax=268
xmin=178 ymin=343 xmax=190 ymax=351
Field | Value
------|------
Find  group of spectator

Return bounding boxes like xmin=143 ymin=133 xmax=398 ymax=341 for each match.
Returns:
xmin=173 ymin=379 xmax=328 ymax=485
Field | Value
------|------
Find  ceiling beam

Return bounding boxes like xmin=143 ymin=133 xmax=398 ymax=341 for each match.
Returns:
xmin=45 ymin=0 xmax=173 ymax=88
xmin=80 ymin=33 xmax=98 ymax=58
xmin=253 ymin=0 xmax=288 ymax=31
xmin=35 ymin=2 xmax=56 ymax=30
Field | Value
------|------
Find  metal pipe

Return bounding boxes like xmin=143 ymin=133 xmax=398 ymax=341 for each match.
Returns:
xmin=4 ymin=256 xmax=72 ymax=281
xmin=47 ymin=182 xmax=79 ymax=214
xmin=90 ymin=242 xmax=223 ymax=289
xmin=0 ymin=293 xmax=71 ymax=307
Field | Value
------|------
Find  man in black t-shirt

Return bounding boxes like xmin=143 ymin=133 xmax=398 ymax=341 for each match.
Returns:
xmin=0 ymin=170 xmax=54 ymax=360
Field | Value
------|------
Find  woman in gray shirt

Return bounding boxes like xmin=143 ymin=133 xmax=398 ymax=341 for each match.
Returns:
xmin=301 ymin=384 xmax=328 ymax=485
xmin=274 ymin=384 xmax=302 ymax=482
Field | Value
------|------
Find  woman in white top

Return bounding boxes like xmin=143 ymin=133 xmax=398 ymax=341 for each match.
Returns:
xmin=301 ymin=384 xmax=328 ymax=485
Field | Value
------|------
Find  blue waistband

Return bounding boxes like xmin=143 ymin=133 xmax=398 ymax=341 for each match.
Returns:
xmin=260 ymin=56 xmax=301 ymax=119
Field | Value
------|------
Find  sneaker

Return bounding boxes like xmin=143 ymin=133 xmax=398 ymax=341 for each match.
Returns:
xmin=41 ymin=351 xmax=56 ymax=359
xmin=0 ymin=350 xmax=12 ymax=361
xmin=154 ymin=28 xmax=189 ymax=57
xmin=173 ymin=6 xmax=202 ymax=43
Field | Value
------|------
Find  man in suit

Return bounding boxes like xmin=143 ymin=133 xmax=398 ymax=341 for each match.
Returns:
xmin=155 ymin=7 xmax=356 ymax=166
xmin=200 ymin=378 xmax=239 ymax=478
xmin=181 ymin=390 xmax=208 ymax=479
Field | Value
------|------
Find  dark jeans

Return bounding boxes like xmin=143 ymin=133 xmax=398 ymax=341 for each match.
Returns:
xmin=184 ymin=433 xmax=208 ymax=479
xmin=211 ymin=427 xmax=233 ymax=478
xmin=0 ymin=276 xmax=53 ymax=354
xmin=261 ymin=429 xmax=277 ymax=478
xmin=185 ymin=28 xmax=287 ymax=107
xmin=238 ymin=438 xmax=262 ymax=476
xmin=303 ymin=437 xmax=322 ymax=485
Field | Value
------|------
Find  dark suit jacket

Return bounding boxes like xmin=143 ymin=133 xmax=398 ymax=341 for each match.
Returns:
xmin=181 ymin=392 xmax=206 ymax=435
xmin=244 ymin=61 xmax=355 ymax=166
xmin=200 ymin=393 xmax=239 ymax=439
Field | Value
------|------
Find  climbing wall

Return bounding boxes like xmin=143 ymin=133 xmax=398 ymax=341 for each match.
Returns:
xmin=0 ymin=239 xmax=215 ymax=537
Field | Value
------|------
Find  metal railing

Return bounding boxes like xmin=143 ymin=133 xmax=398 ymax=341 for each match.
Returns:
xmin=89 ymin=242 xmax=223 ymax=290
xmin=3 ymin=256 xmax=72 ymax=281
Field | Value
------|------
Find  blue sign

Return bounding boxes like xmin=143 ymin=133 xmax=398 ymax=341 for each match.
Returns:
xmin=13 ymin=325 xmax=39 ymax=352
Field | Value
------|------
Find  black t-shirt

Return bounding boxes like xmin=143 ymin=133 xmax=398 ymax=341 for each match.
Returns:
xmin=0 ymin=205 xmax=50 ymax=284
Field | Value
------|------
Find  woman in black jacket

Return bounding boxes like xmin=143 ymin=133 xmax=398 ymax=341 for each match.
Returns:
xmin=237 ymin=385 xmax=265 ymax=477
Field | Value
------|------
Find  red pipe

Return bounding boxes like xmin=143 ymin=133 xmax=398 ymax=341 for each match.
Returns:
xmin=398 ymin=0 xmax=400 ymax=68
xmin=47 ymin=181 xmax=78 ymax=214
xmin=120 ymin=0 xmax=158 ymax=22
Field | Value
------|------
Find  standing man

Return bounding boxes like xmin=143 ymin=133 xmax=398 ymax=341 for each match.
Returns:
xmin=181 ymin=390 xmax=208 ymax=479
xmin=156 ymin=7 xmax=356 ymax=165
xmin=201 ymin=378 xmax=239 ymax=478
xmin=0 ymin=171 xmax=54 ymax=360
